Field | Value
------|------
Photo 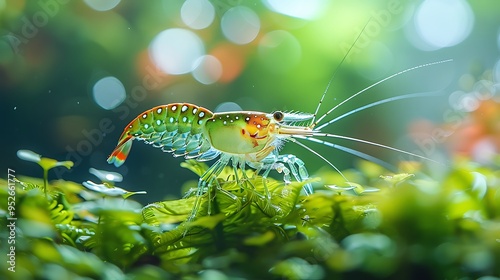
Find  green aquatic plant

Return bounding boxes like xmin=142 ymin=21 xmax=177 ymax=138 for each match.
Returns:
xmin=1 ymin=155 xmax=500 ymax=279
xmin=142 ymin=160 xmax=313 ymax=266
xmin=16 ymin=149 xmax=74 ymax=197
xmin=88 ymin=168 xmax=123 ymax=185
xmin=83 ymin=168 xmax=146 ymax=199
xmin=82 ymin=181 xmax=147 ymax=199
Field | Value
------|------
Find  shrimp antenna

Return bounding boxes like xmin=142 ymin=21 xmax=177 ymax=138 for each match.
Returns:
xmin=315 ymin=90 xmax=442 ymax=130
xmin=294 ymin=135 xmax=394 ymax=171
xmin=310 ymin=18 xmax=372 ymax=128
xmin=306 ymin=132 xmax=444 ymax=165
xmin=289 ymin=138 xmax=351 ymax=183
xmin=313 ymin=59 xmax=453 ymax=129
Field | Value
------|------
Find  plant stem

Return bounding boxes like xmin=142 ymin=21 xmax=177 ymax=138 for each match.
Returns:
xmin=43 ymin=168 xmax=48 ymax=198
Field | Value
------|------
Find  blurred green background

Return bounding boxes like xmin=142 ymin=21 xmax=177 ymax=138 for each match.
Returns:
xmin=1 ymin=0 xmax=499 ymax=202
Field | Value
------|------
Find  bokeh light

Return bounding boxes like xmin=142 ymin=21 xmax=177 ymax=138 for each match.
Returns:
xmin=149 ymin=28 xmax=205 ymax=75
xmin=414 ymin=0 xmax=474 ymax=49
xmin=448 ymin=90 xmax=466 ymax=111
xmin=263 ymin=0 xmax=326 ymax=20
xmin=448 ymin=90 xmax=481 ymax=112
xmin=221 ymin=6 xmax=260 ymax=45
xmin=192 ymin=55 xmax=222 ymax=85
xmin=214 ymin=102 xmax=242 ymax=112
xmin=84 ymin=0 xmax=122 ymax=12
xmin=92 ymin=76 xmax=126 ymax=110
xmin=258 ymin=30 xmax=301 ymax=74
xmin=459 ymin=93 xmax=480 ymax=112
xmin=210 ymin=43 xmax=246 ymax=83
xmin=181 ymin=0 xmax=215 ymax=30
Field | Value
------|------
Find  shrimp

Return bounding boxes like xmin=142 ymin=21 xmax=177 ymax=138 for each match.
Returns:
xmin=107 ymin=102 xmax=317 ymax=217
xmin=107 ymin=59 xmax=451 ymax=223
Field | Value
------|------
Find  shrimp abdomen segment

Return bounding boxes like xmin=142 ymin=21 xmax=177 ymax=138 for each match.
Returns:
xmin=107 ymin=103 xmax=215 ymax=166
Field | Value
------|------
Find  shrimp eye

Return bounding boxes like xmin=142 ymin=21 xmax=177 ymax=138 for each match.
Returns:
xmin=273 ymin=111 xmax=284 ymax=122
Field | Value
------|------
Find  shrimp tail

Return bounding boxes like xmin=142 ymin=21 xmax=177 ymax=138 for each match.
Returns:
xmin=107 ymin=135 xmax=134 ymax=167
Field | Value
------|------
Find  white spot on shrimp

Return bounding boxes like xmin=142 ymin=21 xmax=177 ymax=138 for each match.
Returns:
xmin=182 ymin=116 xmax=188 ymax=122
xmin=171 ymin=105 xmax=177 ymax=111
xmin=169 ymin=117 xmax=175 ymax=123
xmin=198 ymin=120 xmax=203 ymax=125
xmin=142 ymin=113 xmax=147 ymax=119
xmin=129 ymin=125 xmax=133 ymax=128
xmin=157 ymin=108 xmax=162 ymax=114
xmin=199 ymin=111 xmax=205 ymax=118
xmin=144 ymin=124 xmax=150 ymax=129
xmin=156 ymin=120 xmax=162 ymax=125
xmin=256 ymin=124 xmax=261 ymax=128
xmin=223 ymin=121 xmax=227 ymax=125
xmin=226 ymin=115 xmax=230 ymax=118
xmin=192 ymin=108 xmax=198 ymax=114
xmin=181 ymin=105 xmax=188 ymax=112
xmin=245 ymin=117 xmax=250 ymax=121
xmin=230 ymin=119 xmax=233 ymax=123
xmin=235 ymin=116 xmax=239 ymax=120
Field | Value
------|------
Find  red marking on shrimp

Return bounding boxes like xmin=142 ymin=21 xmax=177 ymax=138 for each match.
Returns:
xmin=115 ymin=151 xmax=127 ymax=161
xmin=249 ymin=132 xmax=266 ymax=140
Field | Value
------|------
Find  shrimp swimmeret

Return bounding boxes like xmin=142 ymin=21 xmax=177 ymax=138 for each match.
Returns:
xmin=107 ymin=59 xmax=452 ymax=223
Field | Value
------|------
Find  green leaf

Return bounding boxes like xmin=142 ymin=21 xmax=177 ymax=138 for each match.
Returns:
xmin=380 ymin=173 xmax=414 ymax=185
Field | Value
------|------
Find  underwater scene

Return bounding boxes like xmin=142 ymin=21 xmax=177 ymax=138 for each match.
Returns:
xmin=1 ymin=0 xmax=500 ymax=279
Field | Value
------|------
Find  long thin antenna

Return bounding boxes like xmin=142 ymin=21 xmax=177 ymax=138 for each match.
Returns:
xmin=294 ymin=136 xmax=394 ymax=171
xmin=310 ymin=19 xmax=373 ymax=127
xmin=315 ymin=91 xmax=441 ymax=130
xmin=306 ymin=132 xmax=443 ymax=165
xmin=289 ymin=138 xmax=350 ymax=182
xmin=313 ymin=59 xmax=453 ymax=128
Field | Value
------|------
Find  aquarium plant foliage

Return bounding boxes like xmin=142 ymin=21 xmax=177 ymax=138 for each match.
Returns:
xmin=1 ymin=154 xmax=500 ymax=279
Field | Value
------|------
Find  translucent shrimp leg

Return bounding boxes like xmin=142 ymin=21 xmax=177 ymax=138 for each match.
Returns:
xmin=188 ymin=154 xmax=231 ymax=222
xmin=257 ymin=151 xmax=312 ymax=194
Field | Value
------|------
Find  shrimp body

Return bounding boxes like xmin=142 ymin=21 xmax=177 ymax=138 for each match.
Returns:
xmin=108 ymin=104 xmax=316 ymax=198
xmin=108 ymin=60 xmax=451 ymax=223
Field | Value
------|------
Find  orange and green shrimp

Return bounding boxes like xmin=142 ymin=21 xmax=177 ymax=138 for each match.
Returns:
xmin=107 ymin=60 xmax=452 ymax=224
xmin=107 ymin=102 xmax=316 ymax=200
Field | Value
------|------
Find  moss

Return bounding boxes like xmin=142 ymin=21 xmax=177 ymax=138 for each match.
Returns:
xmin=1 ymin=158 xmax=499 ymax=279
